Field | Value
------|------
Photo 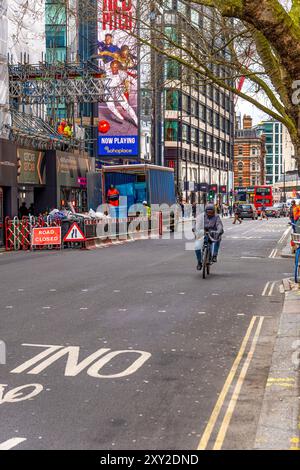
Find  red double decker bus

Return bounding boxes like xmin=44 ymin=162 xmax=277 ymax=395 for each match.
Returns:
xmin=254 ymin=186 xmax=273 ymax=212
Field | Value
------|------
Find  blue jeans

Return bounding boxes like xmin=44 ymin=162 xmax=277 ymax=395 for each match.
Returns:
xmin=195 ymin=239 xmax=221 ymax=264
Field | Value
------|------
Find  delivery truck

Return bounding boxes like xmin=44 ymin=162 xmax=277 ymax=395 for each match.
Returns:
xmin=87 ymin=164 xmax=178 ymax=231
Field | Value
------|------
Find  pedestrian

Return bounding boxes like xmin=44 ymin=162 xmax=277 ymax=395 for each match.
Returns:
xmin=290 ymin=200 xmax=296 ymax=230
xmin=19 ymin=202 xmax=29 ymax=219
xmin=233 ymin=203 xmax=242 ymax=224
xmin=228 ymin=205 xmax=233 ymax=218
xmin=260 ymin=204 xmax=268 ymax=220
xmin=28 ymin=203 xmax=35 ymax=216
xmin=192 ymin=202 xmax=197 ymax=219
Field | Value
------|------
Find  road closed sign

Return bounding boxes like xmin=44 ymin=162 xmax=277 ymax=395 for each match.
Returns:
xmin=32 ymin=227 xmax=61 ymax=247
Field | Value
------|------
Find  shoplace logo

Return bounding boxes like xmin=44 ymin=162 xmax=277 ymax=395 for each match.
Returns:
xmin=0 ymin=340 xmax=6 ymax=365
xmin=292 ymin=81 xmax=300 ymax=105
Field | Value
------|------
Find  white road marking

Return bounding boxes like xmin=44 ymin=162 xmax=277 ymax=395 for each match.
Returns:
xmin=118 ymin=309 xmax=127 ymax=312
xmin=80 ymin=307 xmax=88 ymax=310
xmin=113 ymin=290 xmax=120 ymax=293
xmin=146 ymin=291 xmax=153 ymax=294
xmin=278 ymin=227 xmax=291 ymax=244
xmin=18 ymin=289 xmax=24 ymax=292
xmin=262 ymin=282 xmax=270 ymax=296
xmin=6 ymin=306 xmax=13 ymax=309
xmin=49 ymin=289 xmax=56 ymax=292
xmin=42 ymin=307 xmax=51 ymax=310
xmin=81 ymin=289 xmax=88 ymax=292
xmin=158 ymin=310 xmax=166 ymax=313
xmin=0 ymin=438 xmax=27 ymax=450
xmin=268 ymin=282 xmax=276 ymax=297
xmin=269 ymin=249 xmax=276 ymax=258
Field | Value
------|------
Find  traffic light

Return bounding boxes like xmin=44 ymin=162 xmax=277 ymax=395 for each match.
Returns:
xmin=208 ymin=184 xmax=218 ymax=201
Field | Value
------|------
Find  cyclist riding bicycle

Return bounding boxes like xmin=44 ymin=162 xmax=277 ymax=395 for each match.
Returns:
xmin=194 ymin=204 xmax=224 ymax=270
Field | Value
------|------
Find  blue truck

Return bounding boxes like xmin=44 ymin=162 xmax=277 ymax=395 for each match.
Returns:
xmin=87 ymin=164 xmax=178 ymax=230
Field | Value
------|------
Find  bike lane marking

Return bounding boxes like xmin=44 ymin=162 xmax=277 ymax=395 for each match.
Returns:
xmin=0 ymin=438 xmax=27 ymax=450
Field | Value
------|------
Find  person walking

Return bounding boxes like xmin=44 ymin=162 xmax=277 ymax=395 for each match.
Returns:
xmin=228 ymin=205 xmax=233 ymax=218
xmin=260 ymin=204 xmax=268 ymax=220
xmin=233 ymin=203 xmax=242 ymax=224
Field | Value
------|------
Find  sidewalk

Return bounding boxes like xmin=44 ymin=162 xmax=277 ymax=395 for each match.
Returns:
xmin=254 ymin=281 xmax=300 ymax=450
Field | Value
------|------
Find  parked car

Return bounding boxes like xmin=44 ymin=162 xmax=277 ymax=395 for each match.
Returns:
xmin=265 ymin=206 xmax=281 ymax=218
xmin=273 ymin=202 xmax=288 ymax=216
xmin=238 ymin=204 xmax=258 ymax=220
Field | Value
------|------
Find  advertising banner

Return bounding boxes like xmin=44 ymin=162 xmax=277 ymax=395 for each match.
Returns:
xmin=98 ymin=0 xmax=139 ymax=158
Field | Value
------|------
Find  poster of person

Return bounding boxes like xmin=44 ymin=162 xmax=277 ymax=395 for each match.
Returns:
xmin=98 ymin=1 xmax=139 ymax=158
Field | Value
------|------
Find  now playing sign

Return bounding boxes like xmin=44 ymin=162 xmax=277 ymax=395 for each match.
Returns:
xmin=63 ymin=223 xmax=86 ymax=243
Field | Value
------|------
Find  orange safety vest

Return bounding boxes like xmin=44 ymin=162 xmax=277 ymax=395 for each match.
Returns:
xmin=293 ymin=205 xmax=300 ymax=221
xmin=107 ymin=188 xmax=120 ymax=207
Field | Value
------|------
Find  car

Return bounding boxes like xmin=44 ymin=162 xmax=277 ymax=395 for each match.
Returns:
xmin=273 ymin=203 xmax=288 ymax=216
xmin=265 ymin=206 xmax=281 ymax=217
xmin=238 ymin=204 xmax=258 ymax=220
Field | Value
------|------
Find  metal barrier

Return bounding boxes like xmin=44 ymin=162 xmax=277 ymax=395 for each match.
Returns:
xmin=4 ymin=212 xmax=163 ymax=251
xmin=5 ymin=216 xmax=61 ymax=251
xmin=83 ymin=213 xmax=161 ymax=250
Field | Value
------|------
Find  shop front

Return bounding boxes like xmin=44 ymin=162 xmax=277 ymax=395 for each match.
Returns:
xmin=0 ymin=139 xmax=18 ymax=246
xmin=17 ymin=148 xmax=46 ymax=216
xmin=56 ymin=151 xmax=90 ymax=212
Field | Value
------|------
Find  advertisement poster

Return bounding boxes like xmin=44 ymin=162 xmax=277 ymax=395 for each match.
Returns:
xmin=98 ymin=0 xmax=139 ymax=158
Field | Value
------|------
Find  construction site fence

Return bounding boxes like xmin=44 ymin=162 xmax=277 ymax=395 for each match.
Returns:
xmin=4 ymin=213 xmax=164 ymax=251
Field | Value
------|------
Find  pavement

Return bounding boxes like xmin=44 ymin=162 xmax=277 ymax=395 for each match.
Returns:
xmin=0 ymin=216 xmax=299 ymax=450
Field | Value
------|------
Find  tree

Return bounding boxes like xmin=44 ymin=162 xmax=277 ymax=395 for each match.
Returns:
xmin=136 ymin=0 xmax=300 ymax=167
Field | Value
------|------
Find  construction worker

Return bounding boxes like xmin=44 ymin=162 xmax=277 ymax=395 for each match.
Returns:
xmin=294 ymin=202 xmax=300 ymax=223
xmin=107 ymin=185 xmax=120 ymax=207
xmin=143 ymin=201 xmax=151 ymax=218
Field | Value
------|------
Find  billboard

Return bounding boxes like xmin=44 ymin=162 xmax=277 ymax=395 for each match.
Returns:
xmin=98 ymin=0 xmax=139 ymax=158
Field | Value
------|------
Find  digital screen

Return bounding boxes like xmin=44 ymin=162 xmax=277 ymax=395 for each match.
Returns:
xmin=255 ymin=187 xmax=271 ymax=196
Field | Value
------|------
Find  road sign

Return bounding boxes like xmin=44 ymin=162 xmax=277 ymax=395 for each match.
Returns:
xmin=63 ymin=223 xmax=86 ymax=242
xmin=32 ymin=227 xmax=61 ymax=246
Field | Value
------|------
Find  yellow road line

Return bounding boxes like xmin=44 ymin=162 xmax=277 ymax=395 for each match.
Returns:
xmin=197 ymin=316 xmax=258 ymax=450
xmin=213 ymin=316 xmax=264 ymax=450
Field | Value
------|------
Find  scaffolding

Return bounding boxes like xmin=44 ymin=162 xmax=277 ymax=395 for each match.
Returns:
xmin=9 ymin=60 xmax=123 ymax=104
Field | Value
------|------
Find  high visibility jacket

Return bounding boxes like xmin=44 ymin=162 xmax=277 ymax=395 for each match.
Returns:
xmin=293 ymin=205 xmax=300 ymax=221
xmin=146 ymin=205 xmax=151 ymax=218
xmin=107 ymin=188 xmax=120 ymax=206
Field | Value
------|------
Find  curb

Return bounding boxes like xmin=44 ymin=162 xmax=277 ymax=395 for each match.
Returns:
xmin=254 ymin=282 xmax=300 ymax=450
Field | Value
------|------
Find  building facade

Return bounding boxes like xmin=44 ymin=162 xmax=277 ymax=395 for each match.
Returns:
xmin=234 ymin=115 xmax=265 ymax=191
xmin=161 ymin=1 xmax=235 ymax=202
xmin=255 ymin=119 xmax=295 ymax=186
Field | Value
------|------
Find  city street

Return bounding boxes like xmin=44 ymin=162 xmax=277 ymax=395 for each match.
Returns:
xmin=0 ymin=217 xmax=293 ymax=450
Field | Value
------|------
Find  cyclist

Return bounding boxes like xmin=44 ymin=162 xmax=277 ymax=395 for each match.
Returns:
xmin=194 ymin=204 xmax=224 ymax=270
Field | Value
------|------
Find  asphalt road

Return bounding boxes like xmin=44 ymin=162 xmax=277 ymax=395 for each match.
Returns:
xmin=0 ymin=216 xmax=293 ymax=450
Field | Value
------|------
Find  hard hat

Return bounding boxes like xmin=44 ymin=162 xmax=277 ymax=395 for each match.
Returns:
xmin=142 ymin=201 xmax=147 ymax=205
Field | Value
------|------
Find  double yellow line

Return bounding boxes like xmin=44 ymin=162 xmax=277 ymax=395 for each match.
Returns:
xmin=197 ymin=315 xmax=264 ymax=450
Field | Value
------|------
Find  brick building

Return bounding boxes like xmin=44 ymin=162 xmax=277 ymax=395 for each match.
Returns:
xmin=234 ymin=115 xmax=265 ymax=190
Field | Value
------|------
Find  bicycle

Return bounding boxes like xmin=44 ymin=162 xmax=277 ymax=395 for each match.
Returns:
xmin=201 ymin=230 xmax=220 ymax=279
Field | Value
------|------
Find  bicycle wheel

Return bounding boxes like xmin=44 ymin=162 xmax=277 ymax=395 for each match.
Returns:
xmin=202 ymin=246 xmax=209 ymax=279
xmin=295 ymin=248 xmax=300 ymax=283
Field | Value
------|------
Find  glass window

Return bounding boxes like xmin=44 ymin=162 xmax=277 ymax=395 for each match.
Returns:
xmin=182 ymin=123 xmax=190 ymax=143
xmin=199 ymin=104 xmax=206 ymax=121
xmin=165 ymin=60 xmax=180 ymax=79
xmin=191 ymin=127 xmax=198 ymax=144
xmin=165 ymin=90 xmax=179 ymax=110
xmin=165 ymin=121 xmax=178 ymax=141
xmin=238 ymin=146 xmax=243 ymax=155
xmin=191 ymin=10 xmax=199 ymax=26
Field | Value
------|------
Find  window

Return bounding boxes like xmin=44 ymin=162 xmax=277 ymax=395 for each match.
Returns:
xmin=182 ymin=94 xmax=190 ymax=114
xmin=199 ymin=104 xmax=206 ymax=121
xmin=191 ymin=127 xmax=198 ymax=144
xmin=238 ymin=161 xmax=243 ymax=171
xmin=238 ymin=146 xmax=243 ymax=155
xmin=252 ymin=163 xmax=256 ymax=171
xmin=165 ymin=60 xmax=181 ymax=79
xmin=252 ymin=147 xmax=257 ymax=155
xmin=191 ymin=99 xmax=198 ymax=117
xmin=191 ymin=10 xmax=199 ymax=26
xmin=165 ymin=121 xmax=178 ymax=141
xmin=165 ymin=90 xmax=180 ymax=110
xmin=182 ymin=124 xmax=190 ymax=143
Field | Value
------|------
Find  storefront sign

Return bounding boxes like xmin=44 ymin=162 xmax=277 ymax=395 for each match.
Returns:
xmin=56 ymin=152 xmax=90 ymax=188
xmin=32 ymin=227 xmax=61 ymax=247
xmin=17 ymin=149 xmax=46 ymax=185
